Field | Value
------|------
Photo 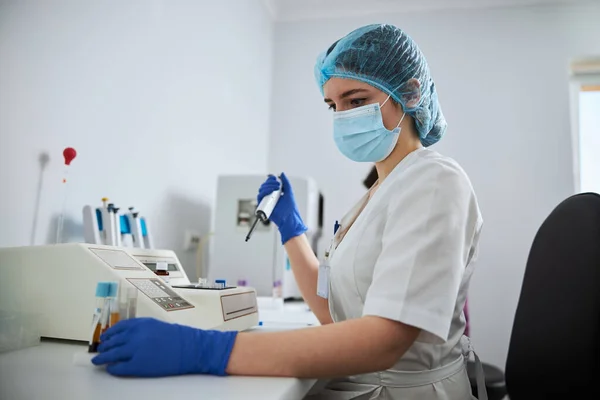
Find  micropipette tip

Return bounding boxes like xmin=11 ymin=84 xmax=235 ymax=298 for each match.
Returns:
xmin=245 ymin=218 xmax=260 ymax=242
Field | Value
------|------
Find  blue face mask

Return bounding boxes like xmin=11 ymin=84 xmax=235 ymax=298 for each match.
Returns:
xmin=333 ymin=95 xmax=405 ymax=162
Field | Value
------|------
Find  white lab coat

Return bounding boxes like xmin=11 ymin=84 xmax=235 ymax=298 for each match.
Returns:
xmin=307 ymin=147 xmax=483 ymax=400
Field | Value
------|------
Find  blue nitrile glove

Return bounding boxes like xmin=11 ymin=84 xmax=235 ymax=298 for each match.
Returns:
xmin=257 ymin=172 xmax=307 ymax=244
xmin=91 ymin=318 xmax=237 ymax=377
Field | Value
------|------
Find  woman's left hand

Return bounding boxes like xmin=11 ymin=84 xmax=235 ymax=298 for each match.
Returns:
xmin=91 ymin=318 xmax=237 ymax=377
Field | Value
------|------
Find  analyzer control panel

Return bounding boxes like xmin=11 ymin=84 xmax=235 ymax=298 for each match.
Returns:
xmin=127 ymin=278 xmax=194 ymax=312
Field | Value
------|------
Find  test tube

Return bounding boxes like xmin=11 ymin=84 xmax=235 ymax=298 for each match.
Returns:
xmin=273 ymin=280 xmax=283 ymax=298
xmin=271 ymin=279 xmax=283 ymax=309
xmin=107 ymin=282 xmax=119 ymax=328
xmin=118 ymin=286 xmax=138 ymax=320
xmin=196 ymin=278 xmax=209 ymax=288
xmin=126 ymin=287 xmax=138 ymax=319
xmin=155 ymin=261 xmax=169 ymax=276
xmin=215 ymin=279 xmax=226 ymax=289
xmin=89 ymin=282 xmax=110 ymax=353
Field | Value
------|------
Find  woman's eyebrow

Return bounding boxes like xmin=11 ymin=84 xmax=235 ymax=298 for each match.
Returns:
xmin=324 ymin=88 xmax=370 ymax=103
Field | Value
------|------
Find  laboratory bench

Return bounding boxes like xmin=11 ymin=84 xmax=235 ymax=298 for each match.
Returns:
xmin=0 ymin=300 xmax=322 ymax=400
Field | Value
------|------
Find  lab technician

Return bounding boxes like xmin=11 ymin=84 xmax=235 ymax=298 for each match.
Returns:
xmin=92 ymin=24 xmax=484 ymax=400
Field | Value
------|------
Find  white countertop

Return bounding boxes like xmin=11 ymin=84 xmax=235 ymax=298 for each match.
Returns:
xmin=0 ymin=300 xmax=322 ymax=400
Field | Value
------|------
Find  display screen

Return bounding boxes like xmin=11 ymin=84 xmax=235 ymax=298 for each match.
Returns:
xmin=143 ymin=263 xmax=179 ymax=272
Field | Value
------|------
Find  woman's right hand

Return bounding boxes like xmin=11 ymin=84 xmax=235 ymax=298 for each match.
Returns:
xmin=257 ymin=173 xmax=307 ymax=244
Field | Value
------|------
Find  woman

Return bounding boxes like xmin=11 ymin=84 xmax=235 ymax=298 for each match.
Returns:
xmin=92 ymin=24 xmax=484 ymax=399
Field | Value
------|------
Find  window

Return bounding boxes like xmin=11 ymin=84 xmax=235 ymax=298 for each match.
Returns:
xmin=569 ymin=59 xmax=600 ymax=193
xmin=578 ymin=86 xmax=600 ymax=193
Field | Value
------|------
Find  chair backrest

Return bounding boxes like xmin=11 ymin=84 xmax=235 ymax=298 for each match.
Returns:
xmin=505 ymin=193 xmax=600 ymax=399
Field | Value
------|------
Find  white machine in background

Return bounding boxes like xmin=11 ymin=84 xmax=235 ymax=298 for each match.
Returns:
xmin=210 ymin=175 xmax=323 ymax=299
xmin=0 ymin=243 xmax=258 ymax=342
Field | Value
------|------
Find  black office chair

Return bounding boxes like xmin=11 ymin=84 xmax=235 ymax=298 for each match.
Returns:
xmin=465 ymin=300 xmax=507 ymax=400
xmin=505 ymin=193 xmax=600 ymax=399
xmin=467 ymin=360 xmax=506 ymax=400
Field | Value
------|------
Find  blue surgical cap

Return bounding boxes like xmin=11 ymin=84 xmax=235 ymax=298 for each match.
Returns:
xmin=314 ymin=24 xmax=446 ymax=147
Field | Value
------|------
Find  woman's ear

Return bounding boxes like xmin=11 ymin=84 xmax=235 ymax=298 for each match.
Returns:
xmin=402 ymin=78 xmax=421 ymax=109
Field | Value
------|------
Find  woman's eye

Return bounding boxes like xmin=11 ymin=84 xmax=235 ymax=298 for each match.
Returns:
xmin=350 ymin=98 xmax=366 ymax=107
xmin=328 ymin=104 xmax=336 ymax=111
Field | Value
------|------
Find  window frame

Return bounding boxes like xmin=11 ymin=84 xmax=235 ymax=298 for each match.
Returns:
xmin=568 ymin=60 xmax=600 ymax=193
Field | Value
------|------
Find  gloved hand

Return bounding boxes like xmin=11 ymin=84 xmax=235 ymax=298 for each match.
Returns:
xmin=257 ymin=172 xmax=307 ymax=244
xmin=91 ymin=318 xmax=237 ymax=377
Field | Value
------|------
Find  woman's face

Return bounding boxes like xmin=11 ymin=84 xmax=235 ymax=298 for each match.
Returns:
xmin=323 ymin=78 xmax=404 ymax=131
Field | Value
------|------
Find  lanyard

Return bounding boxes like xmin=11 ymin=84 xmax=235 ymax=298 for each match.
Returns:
xmin=324 ymin=220 xmax=341 ymax=261
xmin=318 ymin=220 xmax=341 ymax=300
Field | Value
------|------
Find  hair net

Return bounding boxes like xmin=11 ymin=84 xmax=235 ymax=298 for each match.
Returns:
xmin=314 ymin=24 xmax=446 ymax=147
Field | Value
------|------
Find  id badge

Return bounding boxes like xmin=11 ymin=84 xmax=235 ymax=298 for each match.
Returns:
xmin=317 ymin=260 xmax=330 ymax=299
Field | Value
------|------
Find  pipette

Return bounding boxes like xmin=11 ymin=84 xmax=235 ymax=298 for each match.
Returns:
xmin=55 ymin=147 xmax=77 ymax=244
xmin=245 ymin=176 xmax=283 ymax=242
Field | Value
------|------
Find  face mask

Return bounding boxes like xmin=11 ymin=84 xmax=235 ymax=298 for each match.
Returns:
xmin=333 ymin=95 xmax=405 ymax=163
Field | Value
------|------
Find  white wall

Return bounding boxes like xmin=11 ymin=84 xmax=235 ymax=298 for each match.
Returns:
xmin=269 ymin=2 xmax=600 ymax=368
xmin=0 ymin=0 xmax=273 ymax=280
xmin=579 ymin=90 xmax=600 ymax=193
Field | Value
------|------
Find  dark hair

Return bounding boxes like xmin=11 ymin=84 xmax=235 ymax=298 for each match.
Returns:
xmin=326 ymin=40 xmax=340 ymax=57
xmin=363 ymin=166 xmax=378 ymax=189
